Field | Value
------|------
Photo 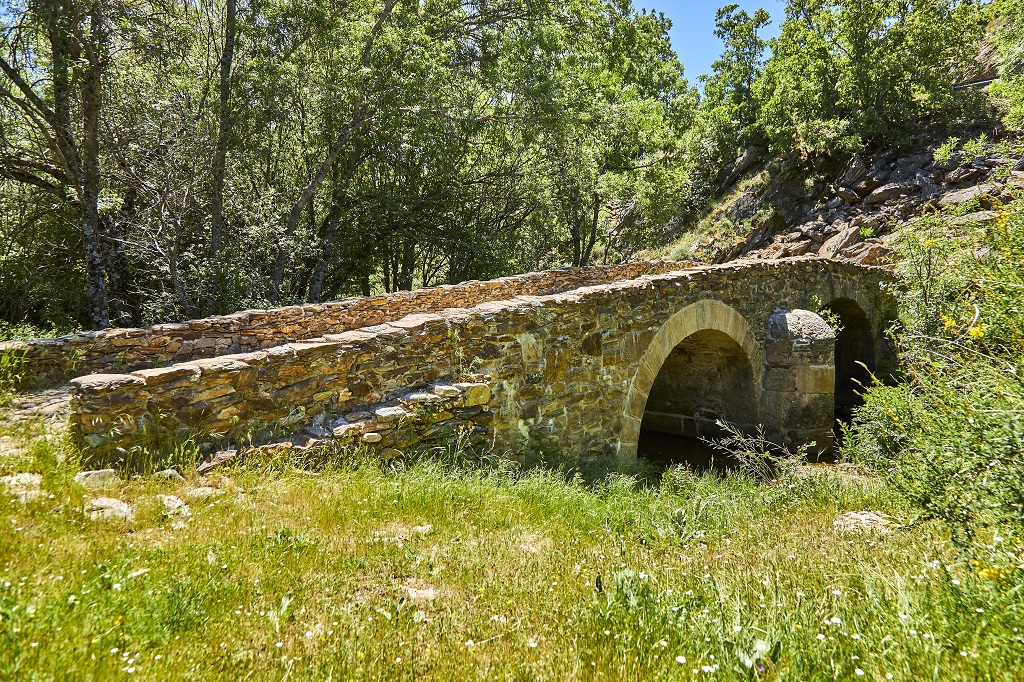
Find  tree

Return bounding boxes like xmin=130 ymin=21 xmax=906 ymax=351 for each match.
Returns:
xmin=0 ymin=0 xmax=114 ymax=328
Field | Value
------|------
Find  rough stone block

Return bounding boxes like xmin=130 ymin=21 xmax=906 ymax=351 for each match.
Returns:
xmin=455 ymin=383 xmax=490 ymax=407
xmin=795 ymin=365 xmax=835 ymax=394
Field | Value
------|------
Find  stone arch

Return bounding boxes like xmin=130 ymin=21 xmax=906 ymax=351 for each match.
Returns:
xmin=821 ymin=297 xmax=876 ymax=428
xmin=618 ymin=300 xmax=762 ymax=458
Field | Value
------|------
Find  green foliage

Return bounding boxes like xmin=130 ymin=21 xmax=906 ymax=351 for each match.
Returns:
xmin=933 ymin=137 xmax=961 ymax=163
xmin=0 ymin=0 xmax=697 ymax=329
xmin=961 ymin=133 xmax=988 ymax=160
xmin=754 ymin=0 xmax=983 ymax=157
xmin=0 ymin=346 xmax=25 ymax=405
xmin=846 ymin=199 xmax=1024 ymax=544
xmin=989 ymin=0 xmax=1024 ymax=130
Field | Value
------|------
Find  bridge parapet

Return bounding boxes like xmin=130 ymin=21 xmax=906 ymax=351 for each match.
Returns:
xmin=69 ymin=258 xmax=896 ymax=467
xmin=2 ymin=260 xmax=692 ymax=388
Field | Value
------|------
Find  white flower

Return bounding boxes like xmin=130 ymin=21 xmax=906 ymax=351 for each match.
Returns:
xmin=465 ymin=640 xmax=474 ymax=647
xmin=817 ymin=634 xmax=826 ymax=641
xmin=733 ymin=625 xmax=742 ymax=632
xmin=855 ymin=669 xmax=864 ymax=676
xmin=675 ymin=656 xmax=686 ymax=664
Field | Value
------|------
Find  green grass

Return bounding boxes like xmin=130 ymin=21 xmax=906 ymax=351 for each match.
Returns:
xmin=1 ymin=418 xmax=1023 ymax=681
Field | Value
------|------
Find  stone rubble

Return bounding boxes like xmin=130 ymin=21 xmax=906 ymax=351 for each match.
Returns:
xmin=0 ymin=472 xmax=43 ymax=503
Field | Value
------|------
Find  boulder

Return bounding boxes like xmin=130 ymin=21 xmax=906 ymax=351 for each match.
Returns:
xmin=863 ymin=182 xmax=913 ymax=206
xmin=1 ymin=473 xmax=43 ymax=503
xmin=841 ymin=240 xmax=892 ymax=266
xmin=835 ymin=187 xmax=861 ymax=203
xmin=818 ymin=225 xmax=861 ymax=259
xmin=85 ymin=497 xmax=133 ymax=522
xmin=154 ymin=469 xmax=185 ymax=482
xmin=185 ymin=486 xmax=225 ymax=500
xmin=729 ymin=191 xmax=759 ymax=222
xmin=74 ymin=469 xmax=120 ymax=490
xmin=196 ymin=449 xmax=238 ymax=475
xmin=1015 ymin=158 xmax=1024 ymax=172
xmin=157 ymin=494 xmax=191 ymax=517
xmin=840 ymin=157 xmax=868 ymax=185
xmin=946 ymin=166 xmax=982 ymax=184
xmin=937 ymin=184 xmax=997 ymax=207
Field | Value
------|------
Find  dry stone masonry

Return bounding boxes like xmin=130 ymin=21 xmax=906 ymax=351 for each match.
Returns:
xmin=67 ymin=257 xmax=894 ymax=468
xmin=1 ymin=261 xmax=692 ymax=387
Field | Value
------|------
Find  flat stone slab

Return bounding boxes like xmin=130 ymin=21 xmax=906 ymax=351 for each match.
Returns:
xmin=185 ymin=486 xmax=226 ymax=500
xmin=74 ymin=469 xmax=120 ymax=490
xmin=937 ymin=183 xmax=996 ymax=206
xmin=85 ymin=497 xmax=133 ymax=522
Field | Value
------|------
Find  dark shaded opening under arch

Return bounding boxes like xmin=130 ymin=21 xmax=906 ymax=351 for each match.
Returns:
xmin=823 ymin=299 xmax=876 ymax=433
xmin=637 ymin=329 xmax=757 ymax=470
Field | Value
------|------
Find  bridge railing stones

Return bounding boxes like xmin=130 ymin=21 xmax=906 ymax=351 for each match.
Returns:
xmin=2 ymin=260 xmax=693 ymax=388
xmin=69 ymin=258 xmax=895 ymax=467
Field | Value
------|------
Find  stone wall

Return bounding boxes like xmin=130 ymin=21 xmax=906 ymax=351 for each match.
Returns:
xmin=2 ymin=260 xmax=692 ymax=387
xmin=70 ymin=258 xmax=895 ymax=467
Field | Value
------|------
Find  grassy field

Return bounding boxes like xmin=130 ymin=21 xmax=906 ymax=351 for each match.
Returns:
xmin=1 ymin=414 xmax=1022 ymax=681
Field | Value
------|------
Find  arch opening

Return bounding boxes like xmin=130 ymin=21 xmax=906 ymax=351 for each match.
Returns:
xmin=638 ymin=328 xmax=759 ymax=468
xmin=620 ymin=300 xmax=762 ymax=465
xmin=822 ymin=298 xmax=875 ymax=432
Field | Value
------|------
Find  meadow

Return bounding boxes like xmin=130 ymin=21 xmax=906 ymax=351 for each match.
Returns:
xmin=1 ymin=414 xmax=1021 ymax=681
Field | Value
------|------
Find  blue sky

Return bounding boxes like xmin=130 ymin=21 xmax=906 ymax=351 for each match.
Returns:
xmin=642 ymin=0 xmax=787 ymax=82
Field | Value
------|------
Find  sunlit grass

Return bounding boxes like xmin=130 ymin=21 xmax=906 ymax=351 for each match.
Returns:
xmin=1 ymin=418 xmax=1022 ymax=680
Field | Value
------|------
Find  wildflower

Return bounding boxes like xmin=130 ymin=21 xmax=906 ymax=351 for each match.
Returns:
xmin=940 ymin=314 xmax=957 ymax=331
xmin=855 ymin=669 xmax=865 ymax=677
xmin=968 ymin=325 xmax=987 ymax=339
xmin=978 ymin=567 xmax=1001 ymax=580
xmin=733 ymin=625 xmax=742 ymax=633
xmin=675 ymin=656 xmax=686 ymax=664
xmin=817 ymin=634 xmax=826 ymax=641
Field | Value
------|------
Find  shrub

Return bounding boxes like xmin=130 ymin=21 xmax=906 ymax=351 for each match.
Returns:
xmin=846 ymin=200 xmax=1024 ymax=544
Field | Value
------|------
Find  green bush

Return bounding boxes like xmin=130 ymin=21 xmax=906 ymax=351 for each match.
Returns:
xmin=846 ymin=199 xmax=1024 ymax=545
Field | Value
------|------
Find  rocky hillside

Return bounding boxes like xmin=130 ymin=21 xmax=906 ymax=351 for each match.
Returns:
xmin=667 ymin=133 xmax=1024 ymax=267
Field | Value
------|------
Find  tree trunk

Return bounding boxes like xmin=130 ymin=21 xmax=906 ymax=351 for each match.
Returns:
xmin=80 ymin=3 xmax=109 ymax=329
xmin=207 ymin=0 xmax=237 ymax=314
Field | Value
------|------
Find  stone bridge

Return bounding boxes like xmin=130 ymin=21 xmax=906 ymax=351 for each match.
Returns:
xmin=58 ymin=258 xmax=895 ymax=467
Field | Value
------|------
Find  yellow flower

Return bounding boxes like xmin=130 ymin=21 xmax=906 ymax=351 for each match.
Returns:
xmin=923 ymin=238 xmax=939 ymax=248
xmin=968 ymin=325 xmax=987 ymax=340
xmin=978 ymin=567 xmax=1001 ymax=580
xmin=940 ymin=314 xmax=957 ymax=331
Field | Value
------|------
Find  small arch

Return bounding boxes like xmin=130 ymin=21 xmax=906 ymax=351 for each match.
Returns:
xmin=619 ymin=300 xmax=762 ymax=459
xmin=822 ymin=298 xmax=875 ymax=429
